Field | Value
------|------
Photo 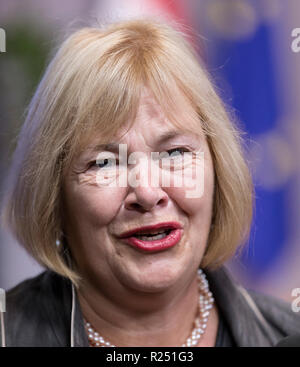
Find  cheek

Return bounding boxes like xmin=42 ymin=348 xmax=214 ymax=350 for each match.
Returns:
xmin=64 ymin=173 xmax=126 ymax=227
xmin=165 ymin=155 xmax=214 ymax=216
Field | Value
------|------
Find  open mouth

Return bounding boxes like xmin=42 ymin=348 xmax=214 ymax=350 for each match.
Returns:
xmin=132 ymin=228 xmax=172 ymax=241
xmin=118 ymin=224 xmax=183 ymax=252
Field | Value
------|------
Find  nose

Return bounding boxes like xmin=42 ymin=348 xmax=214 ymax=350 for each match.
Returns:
xmin=124 ymin=186 xmax=169 ymax=212
xmin=124 ymin=157 xmax=169 ymax=212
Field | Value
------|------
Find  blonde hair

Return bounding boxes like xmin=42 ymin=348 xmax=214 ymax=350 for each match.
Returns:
xmin=1 ymin=18 xmax=254 ymax=286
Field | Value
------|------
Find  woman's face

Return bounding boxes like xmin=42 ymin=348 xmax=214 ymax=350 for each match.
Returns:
xmin=62 ymin=89 xmax=215 ymax=292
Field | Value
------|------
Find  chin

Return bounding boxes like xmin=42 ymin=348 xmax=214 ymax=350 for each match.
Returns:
xmin=121 ymin=266 xmax=183 ymax=293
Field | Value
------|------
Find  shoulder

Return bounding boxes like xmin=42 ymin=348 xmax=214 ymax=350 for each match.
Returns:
xmin=7 ymin=270 xmax=68 ymax=301
xmin=247 ymin=288 xmax=300 ymax=337
xmin=205 ymin=266 xmax=300 ymax=345
xmin=4 ymin=271 xmax=72 ymax=346
xmin=6 ymin=270 xmax=71 ymax=315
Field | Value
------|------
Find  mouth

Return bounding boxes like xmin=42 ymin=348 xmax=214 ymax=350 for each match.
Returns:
xmin=117 ymin=222 xmax=183 ymax=252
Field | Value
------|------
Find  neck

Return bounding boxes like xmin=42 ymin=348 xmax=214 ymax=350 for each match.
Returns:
xmin=77 ymin=273 xmax=202 ymax=347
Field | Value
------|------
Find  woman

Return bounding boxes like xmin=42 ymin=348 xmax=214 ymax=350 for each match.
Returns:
xmin=1 ymin=18 xmax=299 ymax=347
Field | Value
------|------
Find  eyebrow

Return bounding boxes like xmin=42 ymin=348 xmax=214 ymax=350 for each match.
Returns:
xmin=87 ymin=130 xmax=196 ymax=153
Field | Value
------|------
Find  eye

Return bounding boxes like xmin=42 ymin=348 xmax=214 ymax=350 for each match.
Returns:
xmin=88 ymin=147 xmax=190 ymax=169
xmin=165 ymin=147 xmax=190 ymax=158
xmin=90 ymin=157 xmax=118 ymax=169
xmin=158 ymin=147 xmax=192 ymax=170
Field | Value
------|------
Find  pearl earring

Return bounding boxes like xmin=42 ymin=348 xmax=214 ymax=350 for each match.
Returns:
xmin=56 ymin=238 xmax=61 ymax=247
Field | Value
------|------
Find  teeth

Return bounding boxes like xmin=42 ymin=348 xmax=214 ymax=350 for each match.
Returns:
xmin=135 ymin=228 xmax=170 ymax=236
xmin=134 ymin=231 xmax=170 ymax=241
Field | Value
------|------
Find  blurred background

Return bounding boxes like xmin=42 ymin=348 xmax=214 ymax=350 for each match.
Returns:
xmin=1 ymin=0 xmax=300 ymax=303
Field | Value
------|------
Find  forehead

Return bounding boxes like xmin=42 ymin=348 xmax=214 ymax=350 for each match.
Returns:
xmin=122 ymin=89 xmax=202 ymax=137
xmin=79 ymin=87 xmax=204 ymax=153
xmin=84 ymin=128 xmax=202 ymax=155
xmin=135 ymin=88 xmax=199 ymax=127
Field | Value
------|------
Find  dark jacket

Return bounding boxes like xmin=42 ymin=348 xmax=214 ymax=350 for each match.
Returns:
xmin=1 ymin=265 xmax=300 ymax=347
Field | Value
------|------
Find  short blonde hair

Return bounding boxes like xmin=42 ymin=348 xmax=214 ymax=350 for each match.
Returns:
xmin=1 ymin=18 xmax=254 ymax=285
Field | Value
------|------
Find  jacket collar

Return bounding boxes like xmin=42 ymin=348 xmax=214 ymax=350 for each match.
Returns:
xmin=205 ymin=265 xmax=277 ymax=346
xmin=72 ymin=290 xmax=90 ymax=347
xmin=71 ymin=265 xmax=277 ymax=347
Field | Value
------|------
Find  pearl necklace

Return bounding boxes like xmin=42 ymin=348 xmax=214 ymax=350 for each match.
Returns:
xmin=85 ymin=269 xmax=214 ymax=347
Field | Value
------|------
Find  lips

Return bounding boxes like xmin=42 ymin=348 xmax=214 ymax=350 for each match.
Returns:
xmin=117 ymin=221 xmax=183 ymax=253
xmin=118 ymin=221 xmax=182 ymax=238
